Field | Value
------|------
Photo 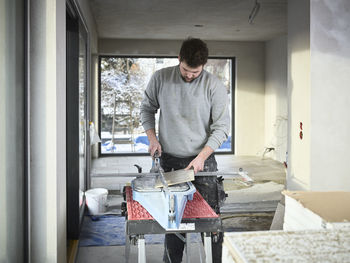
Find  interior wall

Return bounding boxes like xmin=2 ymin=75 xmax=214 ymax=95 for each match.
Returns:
xmin=287 ymin=0 xmax=350 ymax=191
xmin=309 ymin=0 xmax=350 ymax=191
xmin=265 ymin=36 xmax=288 ymax=162
xmin=0 ymin=0 xmax=24 ymax=261
xmin=29 ymin=0 xmax=66 ymax=262
xmin=287 ymin=0 xmax=311 ymax=190
xmin=98 ymin=39 xmax=266 ymax=156
xmin=76 ymin=0 xmax=98 ymax=54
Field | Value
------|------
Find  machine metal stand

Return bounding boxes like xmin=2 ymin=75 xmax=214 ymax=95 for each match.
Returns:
xmin=203 ymin=232 xmax=212 ymax=263
xmin=137 ymin=235 xmax=146 ymax=263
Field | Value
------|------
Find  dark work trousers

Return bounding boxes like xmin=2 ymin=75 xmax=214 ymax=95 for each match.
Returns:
xmin=161 ymin=152 xmax=225 ymax=263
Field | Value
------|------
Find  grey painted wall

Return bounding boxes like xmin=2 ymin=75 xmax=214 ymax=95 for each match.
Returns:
xmin=265 ymin=36 xmax=288 ymax=163
xmin=98 ymin=39 xmax=266 ymax=156
xmin=76 ymin=0 xmax=98 ymax=54
xmin=0 ymin=0 xmax=24 ymax=261
xmin=29 ymin=0 xmax=66 ymax=262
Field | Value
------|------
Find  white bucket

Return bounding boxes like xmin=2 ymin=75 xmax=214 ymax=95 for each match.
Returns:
xmin=85 ymin=188 xmax=108 ymax=215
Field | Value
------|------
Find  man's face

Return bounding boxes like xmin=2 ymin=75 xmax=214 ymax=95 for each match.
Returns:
xmin=179 ymin=60 xmax=203 ymax=82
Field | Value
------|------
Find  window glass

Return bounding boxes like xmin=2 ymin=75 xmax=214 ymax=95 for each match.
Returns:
xmin=100 ymin=57 xmax=232 ymax=154
xmin=79 ymin=26 xmax=87 ymax=200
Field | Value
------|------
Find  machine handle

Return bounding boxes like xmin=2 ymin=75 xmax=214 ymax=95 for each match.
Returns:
xmin=153 ymin=150 xmax=160 ymax=159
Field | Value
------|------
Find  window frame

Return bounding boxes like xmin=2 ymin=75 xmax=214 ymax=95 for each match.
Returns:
xmin=98 ymin=55 xmax=235 ymax=156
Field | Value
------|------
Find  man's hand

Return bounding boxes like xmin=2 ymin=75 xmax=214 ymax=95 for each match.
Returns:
xmin=185 ymin=155 xmax=205 ymax=174
xmin=185 ymin=145 xmax=214 ymax=174
xmin=149 ymin=138 xmax=162 ymax=157
xmin=146 ymin=129 xmax=162 ymax=157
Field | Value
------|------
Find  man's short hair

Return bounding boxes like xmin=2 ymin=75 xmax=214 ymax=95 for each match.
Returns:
xmin=179 ymin=38 xmax=208 ymax=68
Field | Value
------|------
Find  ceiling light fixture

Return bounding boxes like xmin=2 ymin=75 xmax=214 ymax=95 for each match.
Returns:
xmin=248 ymin=0 xmax=260 ymax=24
xmin=194 ymin=24 xmax=204 ymax=28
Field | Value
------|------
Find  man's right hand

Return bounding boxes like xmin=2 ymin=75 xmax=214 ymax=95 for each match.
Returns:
xmin=149 ymin=138 xmax=162 ymax=157
xmin=146 ymin=129 xmax=162 ymax=157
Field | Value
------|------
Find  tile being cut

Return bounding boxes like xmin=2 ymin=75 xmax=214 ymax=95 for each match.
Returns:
xmin=155 ymin=169 xmax=195 ymax=187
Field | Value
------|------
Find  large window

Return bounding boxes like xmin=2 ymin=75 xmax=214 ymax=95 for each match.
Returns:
xmin=99 ymin=57 xmax=234 ymax=155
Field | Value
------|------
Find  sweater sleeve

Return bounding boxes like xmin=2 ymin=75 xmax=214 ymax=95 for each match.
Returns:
xmin=205 ymin=81 xmax=230 ymax=151
xmin=140 ymin=73 xmax=160 ymax=131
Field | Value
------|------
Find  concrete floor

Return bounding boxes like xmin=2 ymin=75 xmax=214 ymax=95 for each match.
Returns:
xmin=77 ymin=155 xmax=286 ymax=262
xmin=77 ymin=242 xmax=205 ymax=263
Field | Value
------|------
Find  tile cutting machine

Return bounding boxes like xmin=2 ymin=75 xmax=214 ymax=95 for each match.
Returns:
xmin=121 ymin=153 xmax=253 ymax=262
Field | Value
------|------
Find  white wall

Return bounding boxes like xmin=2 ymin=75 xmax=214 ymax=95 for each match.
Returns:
xmin=265 ymin=36 xmax=288 ymax=162
xmin=98 ymin=39 xmax=266 ymax=156
xmin=287 ymin=0 xmax=350 ymax=191
xmin=287 ymin=0 xmax=311 ymax=190
xmin=30 ymin=0 xmax=66 ymax=262
xmin=309 ymin=0 xmax=350 ymax=190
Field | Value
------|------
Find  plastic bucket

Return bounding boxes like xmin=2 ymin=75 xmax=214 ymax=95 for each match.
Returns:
xmin=85 ymin=188 xmax=108 ymax=215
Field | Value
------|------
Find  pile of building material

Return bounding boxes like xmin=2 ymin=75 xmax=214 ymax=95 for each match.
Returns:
xmin=222 ymin=190 xmax=350 ymax=262
xmin=282 ymin=190 xmax=350 ymax=231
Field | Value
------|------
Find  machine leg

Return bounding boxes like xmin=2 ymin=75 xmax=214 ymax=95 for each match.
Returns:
xmin=198 ymin=241 xmax=205 ymax=263
xmin=125 ymin=234 xmax=130 ymax=263
xmin=204 ymin=232 xmax=212 ymax=263
xmin=185 ymin=233 xmax=190 ymax=263
xmin=138 ymin=235 xmax=146 ymax=263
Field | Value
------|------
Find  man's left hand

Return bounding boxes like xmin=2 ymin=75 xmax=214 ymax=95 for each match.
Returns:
xmin=185 ymin=155 xmax=205 ymax=174
xmin=184 ymin=145 xmax=214 ymax=174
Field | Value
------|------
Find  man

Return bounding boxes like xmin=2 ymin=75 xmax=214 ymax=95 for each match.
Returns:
xmin=141 ymin=38 xmax=230 ymax=263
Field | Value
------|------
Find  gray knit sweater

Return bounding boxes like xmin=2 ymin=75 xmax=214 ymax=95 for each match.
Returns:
xmin=141 ymin=65 xmax=230 ymax=157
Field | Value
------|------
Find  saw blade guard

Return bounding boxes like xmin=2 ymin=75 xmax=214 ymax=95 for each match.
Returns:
xmin=131 ymin=175 xmax=196 ymax=230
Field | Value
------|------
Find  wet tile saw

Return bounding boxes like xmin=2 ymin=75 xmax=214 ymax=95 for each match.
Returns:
xmin=131 ymin=152 xmax=196 ymax=230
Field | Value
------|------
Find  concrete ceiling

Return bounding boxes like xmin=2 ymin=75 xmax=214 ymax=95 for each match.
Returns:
xmin=89 ymin=0 xmax=287 ymax=41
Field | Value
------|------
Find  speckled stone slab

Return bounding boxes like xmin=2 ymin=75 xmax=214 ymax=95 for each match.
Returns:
xmin=223 ymin=229 xmax=350 ymax=263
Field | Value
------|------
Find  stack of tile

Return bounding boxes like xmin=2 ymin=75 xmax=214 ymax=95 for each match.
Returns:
xmin=282 ymin=190 xmax=350 ymax=231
